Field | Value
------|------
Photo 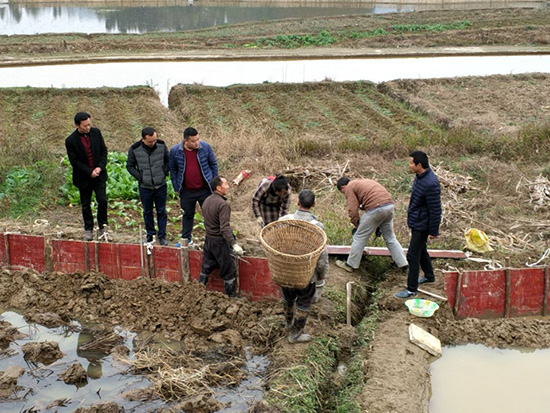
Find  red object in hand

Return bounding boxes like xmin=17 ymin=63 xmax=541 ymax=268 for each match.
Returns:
xmin=232 ymin=170 xmax=252 ymax=186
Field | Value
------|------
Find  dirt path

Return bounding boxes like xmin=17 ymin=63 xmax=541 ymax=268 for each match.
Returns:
xmin=3 ymin=45 xmax=549 ymax=67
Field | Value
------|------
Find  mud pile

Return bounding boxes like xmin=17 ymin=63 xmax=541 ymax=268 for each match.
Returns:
xmin=0 ymin=269 xmax=281 ymax=351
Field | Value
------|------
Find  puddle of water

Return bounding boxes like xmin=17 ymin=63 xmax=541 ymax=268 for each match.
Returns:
xmin=0 ymin=311 xmax=162 ymax=412
xmin=1 ymin=55 xmax=549 ymax=106
xmin=1 ymin=1 xmax=543 ymax=35
xmin=0 ymin=310 xmax=267 ymax=411
xmin=430 ymin=343 xmax=550 ymax=413
xmin=215 ymin=349 xmax=268 ymax=411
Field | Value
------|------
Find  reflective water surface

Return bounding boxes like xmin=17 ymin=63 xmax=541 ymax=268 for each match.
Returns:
xmin=0 ymin=0 xmax=545 ymax=35
xmin=430 ymin=344 xmax=550 ymax=413
xmin=0 ymin=310 xmax=267 ymax=411
xmin=1 ymin=55 xmax=549 ymax=106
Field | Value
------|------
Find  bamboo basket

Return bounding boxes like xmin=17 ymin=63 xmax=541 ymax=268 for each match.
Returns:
xmin=260 ymin=219 xmax=327 ymax=289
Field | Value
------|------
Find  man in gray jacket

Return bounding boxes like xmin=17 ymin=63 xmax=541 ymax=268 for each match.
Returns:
xmin=279 ymin=189 xmax=328 ymax=343
xmin=126 ymin=127 xmax=170 ymax=245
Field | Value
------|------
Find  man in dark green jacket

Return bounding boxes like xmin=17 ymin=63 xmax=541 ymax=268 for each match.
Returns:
xmin=126 ymin=127 xmax=170 ymax=245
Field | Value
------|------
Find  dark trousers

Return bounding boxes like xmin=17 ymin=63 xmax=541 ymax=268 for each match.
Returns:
xmin=200 ymin=236 xmax=236 ymax=281
xmin=406 ymin=229 xmax=435 ymax=292
xmin=281 ymin=282 xmax=316 ymax=312
xmin=180 ymin=186 xmax=211 ymax=240
xmin=139 ymin=184 xmax=167 ymax=238
xmin=79 ymin=180 xmax=107 ymax=231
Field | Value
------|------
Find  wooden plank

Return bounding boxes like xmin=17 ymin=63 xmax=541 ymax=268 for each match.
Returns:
xmin=409 ymin=323 xmax=441 ymax=357
xmin=326 ymin=245 xmax=466 ymax=259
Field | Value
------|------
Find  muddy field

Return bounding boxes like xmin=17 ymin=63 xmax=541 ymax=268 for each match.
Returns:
xmin=3 ymin=262 xmax=550 ymax=411
xmin=1 ymin=8 xmax=550 ymax=63
xmin=1 ymin=74 xmax=550 ymax=411
xmin=1 ymin=6 xmax=550 ymax=412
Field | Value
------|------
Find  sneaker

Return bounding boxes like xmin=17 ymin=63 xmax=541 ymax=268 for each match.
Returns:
xmin=394 ymin=289 xmax=418 ymax=299
xmin=418 ymin=277 xmax=435 ymax=285
xmin=158 ymin=237 xmax=168 ymax=246
xmin=146 ymin=234 xmax=154 ymax=243
xmin=98 ymin=226 xmax=110 ymax=242
xmin=84 ymin=230 xmax=93 ymax=241
xmin=335 ymin=260 xmax=354 ymax=273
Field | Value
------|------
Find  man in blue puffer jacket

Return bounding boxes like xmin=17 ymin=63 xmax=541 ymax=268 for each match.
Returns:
xmin=169 ymin=127 xmax=218 ymax=246
xmin=395 ymin=151 xmax=442 ymax=299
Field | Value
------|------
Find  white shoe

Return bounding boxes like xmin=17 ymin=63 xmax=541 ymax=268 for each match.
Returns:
xmin=98 ymin=226 xmax=110 ymax=242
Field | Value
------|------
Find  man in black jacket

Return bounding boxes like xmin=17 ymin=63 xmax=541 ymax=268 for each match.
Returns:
xmin=395 ymin=151 xmax=442 ymax=299
xmin=126 ymin=127 xmax=170 ymax=245
xmin=65 ymin=112 xmax=109 ymax=241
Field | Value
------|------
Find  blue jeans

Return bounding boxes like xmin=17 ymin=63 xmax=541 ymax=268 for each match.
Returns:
xmin=139 ymin=184 xmax=167 ymax=238
xmin=347 ymin=204 xmax=407 ymax=269
xmin=406 ymin=229 xmax=434 ymax=292
xmin=179 ymin=185 xmax=211 ymax=240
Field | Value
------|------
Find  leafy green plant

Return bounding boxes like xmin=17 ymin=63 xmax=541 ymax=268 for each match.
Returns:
xmin=0 ymin=162 xmax=60 ymax=218
xmin=391 ymin=20 xmax=472 ymax=33
xmin=251 ymin=30 xmax=337 ymax=49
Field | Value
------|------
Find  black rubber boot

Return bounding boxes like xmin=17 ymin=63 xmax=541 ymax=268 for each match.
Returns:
xmin=199 ymin=273 xmax=209 ymax=286
xmin=288 ymin=310 xmax=311 ymax=344
xmin=283 ymin=303 xmax=295 ymax=329
xmin=224 ymin=277 xmax=237 ymax=297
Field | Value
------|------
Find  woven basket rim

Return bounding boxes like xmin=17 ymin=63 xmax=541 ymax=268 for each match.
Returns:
xmin=259 ymin=219 xmax=327 ymax=259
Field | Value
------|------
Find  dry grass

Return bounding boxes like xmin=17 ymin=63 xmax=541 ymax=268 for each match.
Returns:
xmin=382 ymin=73 xmax=550 ymax=138
xmin=123 ymin=348 xmax=246 ymax=400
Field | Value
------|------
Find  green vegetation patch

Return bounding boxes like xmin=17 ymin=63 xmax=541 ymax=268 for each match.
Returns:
xmin=245 ymin=30 xmax=337 ymax=49
xmin=244 ymin=21 xmax=471 ymax=49
xmin=266 ymin=336 xmax=339 ymax=412
xmin=0 ymin=163 xmax=59 ymax=218
xmin=392 ymin=20 xmax=472 ymax=33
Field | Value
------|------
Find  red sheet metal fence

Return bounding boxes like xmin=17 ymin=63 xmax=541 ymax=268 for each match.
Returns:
xmin=445 ymin=267 xmax=549 ymax=319
xmin=4 ymin=233 xmax=548 ymax=316
xmin=0 ymin=233 xmax=280 ymax=301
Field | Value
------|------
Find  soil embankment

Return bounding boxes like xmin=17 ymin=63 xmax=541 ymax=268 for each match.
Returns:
xmin=1 ymin=8 xmax=550 ymax=66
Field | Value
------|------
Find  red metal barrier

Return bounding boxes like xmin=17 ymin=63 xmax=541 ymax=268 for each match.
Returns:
xmin=6 ymin=233 xmax=550 ymax=313
xmin=0 ymin=233 xmax=7 ymax=267
xmin=239 ymin=257 xmax=281 ymax=301
xmin=445 ymin=268 xmax=549 ymax=319
xmin=96 ymin=243 xmax=119 ymax=279
xmin=153 ymin=247 xmax=184 ymax=283
xmin=52 ymin=240 xmax=87 ymax=273
xmin=7 ymin=234 xmax=46 ymax=272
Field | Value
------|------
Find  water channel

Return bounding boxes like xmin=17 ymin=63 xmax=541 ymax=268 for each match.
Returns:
xmin=1 ymin=0 xmax=544 ymax=35
xmin=430 ymin=344 xmax=550 ymax=412
xmin=1 ymin=55 xmax=549 ymax=106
